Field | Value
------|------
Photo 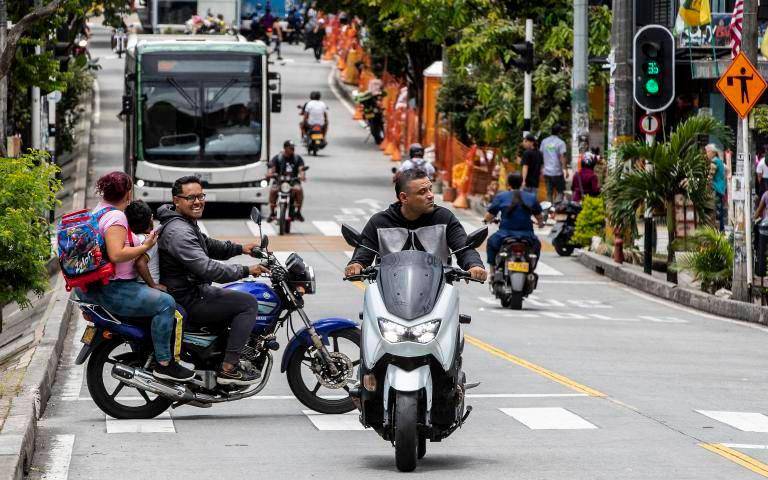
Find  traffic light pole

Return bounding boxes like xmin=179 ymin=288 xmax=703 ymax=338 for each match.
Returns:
xmin=523 ymin=19 xmax=533 ymax=135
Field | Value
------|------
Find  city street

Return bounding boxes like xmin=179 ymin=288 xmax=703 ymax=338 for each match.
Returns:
xmin=25 ymin=30 xmax=768 ymax=480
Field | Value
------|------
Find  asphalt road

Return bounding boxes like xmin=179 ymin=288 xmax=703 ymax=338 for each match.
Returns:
xmin=26 ymin=28 xmax=768 ymax=480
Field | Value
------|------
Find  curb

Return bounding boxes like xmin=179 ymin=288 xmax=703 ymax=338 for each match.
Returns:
xmin=578 ymin=251 xmax=768 ymax=326
xmin=331 ymin=66 xmax=356 ymax=105
xmin=0 ymin=87 xmax=92 ymax=480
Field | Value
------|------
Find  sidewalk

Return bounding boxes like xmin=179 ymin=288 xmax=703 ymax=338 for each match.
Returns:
xmin=0 ymin=83 xmax=93 ymax=480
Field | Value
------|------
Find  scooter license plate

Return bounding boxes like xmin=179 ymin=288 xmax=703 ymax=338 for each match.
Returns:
xmin=365 ymin=113 xmax=375 ymax=119
xmin=81 ymin=325 xmax=97 ymax=345
xmin=506 ymin=261 xmax=529 ymax=272
xmin=311 ymin=134 xmax=323 ymax=140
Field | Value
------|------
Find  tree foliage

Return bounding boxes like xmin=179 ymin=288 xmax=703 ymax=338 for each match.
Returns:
xmin=673 ymin=226 xmax=734 ymax=293
xmin=0 ymin=151 xmax=60 ymax=309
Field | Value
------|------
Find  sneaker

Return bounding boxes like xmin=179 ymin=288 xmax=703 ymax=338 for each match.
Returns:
xmin=217 ymin=364 xmax=261 ymax=385
xmin=294 ymin=212 xmax=305 ymax=222
xmin=153 ymin=362 xmax=195 ymax=382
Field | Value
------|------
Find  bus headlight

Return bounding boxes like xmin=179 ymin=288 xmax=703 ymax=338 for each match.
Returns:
xmin=260 ymin=179 xmax=269 ymax=188
xmin=136 ymin=179 xmax=145 ymax=188
xmin=378 ymin=318 xmax=441 ymax=344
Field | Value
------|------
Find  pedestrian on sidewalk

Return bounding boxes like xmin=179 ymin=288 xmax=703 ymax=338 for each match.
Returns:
xmin=540 ymin=124 xmax=569 ymax=204
xmin=520 ymin=133 xmax=543 ymax=194
xmin=706 ymin=143 xmax=727 ymax=231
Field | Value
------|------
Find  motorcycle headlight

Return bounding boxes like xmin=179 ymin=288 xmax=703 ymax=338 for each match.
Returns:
xmin=279 ymin=181 xmax=291 ymax=193
xmin=378 ymin=318 xmax=441 ymax=344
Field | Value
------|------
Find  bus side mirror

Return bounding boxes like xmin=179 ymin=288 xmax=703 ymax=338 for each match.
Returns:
xmin=271 ymin=93 xmax=282 ymax=113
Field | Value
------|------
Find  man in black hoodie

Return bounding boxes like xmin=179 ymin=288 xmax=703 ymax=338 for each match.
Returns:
xmin=345 ymin=169 xmax=487 ymax=281
xmin=157 ymin=176 xmax=270 ymax=386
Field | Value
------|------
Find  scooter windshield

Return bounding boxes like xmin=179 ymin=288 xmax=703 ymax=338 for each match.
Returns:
xmin=377 ymin=250 xmax=444 ymax=321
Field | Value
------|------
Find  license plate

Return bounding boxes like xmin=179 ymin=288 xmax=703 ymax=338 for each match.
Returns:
xmin=554 ymin=213 xmax=568 ymax=221
xmin=311 ymin=134 xmax=323 ymax=140
xmin=507 ymin=261 xmax=529 ymax=272
xmin=365 ymin=113 xmax=375 ymax=119
xmin=81 ymin=325 xmax=97 ymax=345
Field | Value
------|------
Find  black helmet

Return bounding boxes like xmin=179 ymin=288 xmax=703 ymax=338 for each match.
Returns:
xmin=582 ymin=152 xmax=597 ymax=169
xmin=409 ymin=143 xmax=424 ymax=158
xmin=310 ymin=91 xmax=321 ymax=101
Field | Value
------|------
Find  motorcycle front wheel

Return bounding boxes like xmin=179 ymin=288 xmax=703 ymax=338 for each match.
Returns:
xmin=286 ymin=328 xmax=361 ymax=414
xmin=553 ymin=238 xmax=575 ymax=257
xmin=278 ymin=203 xmax=290 ymax=235
xmin=86 ymin=339 xmax=172 ymax=419
xmin=394 ymin=390 xmax=419 ymax=472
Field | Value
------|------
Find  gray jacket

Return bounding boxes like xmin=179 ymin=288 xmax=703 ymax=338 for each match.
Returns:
xmin=156 ymin=204 xmax=248 ymax=304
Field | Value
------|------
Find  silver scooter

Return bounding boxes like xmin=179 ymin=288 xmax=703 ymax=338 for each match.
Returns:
xmin=342 ymin=223 xmax=487 ymax=472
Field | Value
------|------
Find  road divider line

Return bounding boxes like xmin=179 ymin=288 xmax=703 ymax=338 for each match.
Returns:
xmin=312 ymin=220 xmax=341 ymax=236
xmin=464 ymin=334 xmax=606 ymax=397
xmin=42 ymin=434 xmax=75 ymax=480
xmin=700 ymin=443 xmax=768 ymax=477
xmin=247 ymin=219 xmax=276 ymax=237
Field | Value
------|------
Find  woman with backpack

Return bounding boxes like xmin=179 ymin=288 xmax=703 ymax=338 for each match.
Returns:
xmin=73 ymin=172 xmax=194 ymax=382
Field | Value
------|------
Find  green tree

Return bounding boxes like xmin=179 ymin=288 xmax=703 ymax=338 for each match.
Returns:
xmin=0 ymin=151 xmax=60 ymax=331
xmin=603 ymin=116 xmax=732 ymax=275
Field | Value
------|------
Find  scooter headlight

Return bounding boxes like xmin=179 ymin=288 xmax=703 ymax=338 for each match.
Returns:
xmin=378 ymin=318 xmax=441 ymax=344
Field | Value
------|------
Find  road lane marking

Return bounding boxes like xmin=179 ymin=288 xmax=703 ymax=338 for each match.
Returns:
xmin=303 ymin=410 xmax=367 ymax=431
xmin=700 ymin=443 xmax=768 ymax=477
xmin=460 ymin=221 xmax=479 ymax=233
xmin=723 ymin=444 xmax=768 ymax=450
xmin=93 ymin=78 xmax=101 ymax=125
xmin=247 ymin=219 xmax=276 ymax=237
xmin=344 ymin=251 xmax=353 ymax=258
xmin=60 ymin=321 xmax=86 ymax=401
xmin=535 ymin=261 xmax=563 ymax=276
xmin=696 ymin=411 xmax=768 ymax=432
xmin=106 ymin=411 xmax=175 ymax=433
xmin=312 ymin=220 xmax=341 ymax=236
xmin=197 ymin=221 xmax=209 ymax=237
xmin=71 ymin=393 xmax=587 ymax=402
xmin=327 ymin=67 xmax=357 ymax=115
xmin=464 ymin=335 xmax=606 ymax=397
xmin=500 ymin=407 xmax=597 ymax=430
xmin=272 ymin=251 xmax=293 ymax=266
xmin=539 ymin=280 xmax=611 ymax=285
xmin=40 ymin=434 xmax=75 ymax=480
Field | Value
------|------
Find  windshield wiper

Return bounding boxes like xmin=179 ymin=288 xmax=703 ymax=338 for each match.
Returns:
xmin=165 ymin=77 xmax=198 ymax=110
xmin=206 ymin=79 xmax=239 ymax=112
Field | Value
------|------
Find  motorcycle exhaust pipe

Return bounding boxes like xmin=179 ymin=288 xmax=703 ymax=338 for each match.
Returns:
xmin=111 ymin=363 xmax=195 ymax=401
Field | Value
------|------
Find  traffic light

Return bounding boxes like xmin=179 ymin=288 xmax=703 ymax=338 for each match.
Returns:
xmin=510 ymin=41 xmax=534 ymax=73
xmin=633 ymin=25 xmax=675 ymax=112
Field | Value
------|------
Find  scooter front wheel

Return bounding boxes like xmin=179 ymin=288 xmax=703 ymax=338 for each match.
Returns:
xmin=394 ymin=390 xmax=419 ymax=472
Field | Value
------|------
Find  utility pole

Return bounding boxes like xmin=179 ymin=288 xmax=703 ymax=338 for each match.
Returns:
xmin=733 ymin=0 xmax=759 ymax=302
xmin=572 ymin=0 xmax=589 ymax=168
xmin=609 ymin=0 xmax=634 ymax=152
xmin=31 ymin=0 xmax=41 ymax=150
xmin=523 ymin=18 xmax=533 ymax=135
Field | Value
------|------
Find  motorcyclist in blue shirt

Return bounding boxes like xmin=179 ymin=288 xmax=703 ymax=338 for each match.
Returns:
xmin=483 ymin=172 xmax=545 ymax=273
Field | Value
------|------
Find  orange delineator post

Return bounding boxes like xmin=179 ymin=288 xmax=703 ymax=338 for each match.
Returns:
xmin=353 ymin=104 xmax=363 ymax=120
xmin=453 ymin=145 xmax=477 ymax=209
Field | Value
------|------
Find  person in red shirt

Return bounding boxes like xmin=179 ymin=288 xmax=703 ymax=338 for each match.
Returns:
xmin=572 ymin=150 xmax=601 ymax=203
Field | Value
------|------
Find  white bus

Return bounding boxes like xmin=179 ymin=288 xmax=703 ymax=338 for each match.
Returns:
xmin=122 ymin=34 xmax=281 ymax=205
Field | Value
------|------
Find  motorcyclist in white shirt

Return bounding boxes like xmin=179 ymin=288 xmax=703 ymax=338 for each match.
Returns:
xmin=300 ymin=90 xmax=329 ymax=142
xmin=398 ymin=144 xmax=435 ymax=180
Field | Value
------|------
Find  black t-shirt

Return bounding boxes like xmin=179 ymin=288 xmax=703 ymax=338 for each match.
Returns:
xmin=521 ymin=149 xmax=543 ymax=188
xmin=269 ymin=153 xmax=305 ymax=178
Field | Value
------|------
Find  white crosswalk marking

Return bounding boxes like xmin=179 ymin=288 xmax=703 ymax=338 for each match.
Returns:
xmin=40 ymin=434 xmax=75 ymax=480
xmin=500 ymin=407 xmax=598 ymax=430
xmin=461 ymin=221 xmax=480 ymax=233
xmin=303 ymin=410 xmax=367 ymax=431
xmin=696 ymin=411 xmax=768 ymax=432
xmin=312 ymin=220 xmax=341 ymax=236
xmin=272 ymin=251 xmax=293 ymax=266
xmin=106 ymin=411 xmax=176 ymax=433
xmin=535 ymin=261 xmax=564 ymax=276
xmin=247 ymin=219 xmax=276 ymax=237
xmin=197 ymin=221 xmax=209 ymax=237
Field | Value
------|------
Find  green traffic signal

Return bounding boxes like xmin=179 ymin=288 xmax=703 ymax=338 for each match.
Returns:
xmin=645 ymin=78 xmax=660 ymax=95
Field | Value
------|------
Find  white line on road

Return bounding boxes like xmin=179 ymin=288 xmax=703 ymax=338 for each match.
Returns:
xmin=303 ymin=410 xmax=368 ymax=431
xmin=312 ymin=220 xmax=341 ymax=236
xmin=722 ymin=443 xmax=768 ymax=450
xmin=696 ymin=411 xmax=768 ymax=432
xmin=93 ymin=79 xmax=101 ymax=125
xmin=327 ymin=67 xmax=357 ymax=115
xmin=344 ymin=251 xmax=353 ymax=258
xmin=106 ymin=411 xmax=176 ymax=433
xmin=247 ymin=219 xmax=276 ymax=237
xmin=535 ymin=261 xmax=564 ymax=276
xmin=461 ymin=221 xmax=479 ymax=233
xmin=468 ymin=393 xmax=588 ymax=399
xmin=500 ymin=407 xmax=598 ymax=430
xmin=272 ymin=251 xmax=293 ymax=266
xmin=40 ymin=434 xmax=75 ymax=480
xmin=539 ymin=280 xmax=611 ymax=285
xmin=197 ymin=221 xmax=209 ymax=237
xmin=60 ymin=321 xmax=87 ymax=401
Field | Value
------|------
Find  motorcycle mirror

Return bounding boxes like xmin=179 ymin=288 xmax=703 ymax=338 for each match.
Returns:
xmin=464 ymin=226 xmax=489 ymax=249
xmin=260 ymin=234 xmax=269 ymax=249
xmin=250 ymin=207 xmax=262 ymax=225
xmin=341 ymin=223 xmax=362 ymax=248
xmin=391 ymin=167 xmax=397 ymax=174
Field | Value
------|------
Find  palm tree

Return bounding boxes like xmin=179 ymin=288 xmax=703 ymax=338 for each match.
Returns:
xmin=603 ymin=115 xmax=733 ymax=282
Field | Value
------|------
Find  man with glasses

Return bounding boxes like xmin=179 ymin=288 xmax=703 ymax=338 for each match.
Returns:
xmin=156 ymin=176 xmax=271 ymax=385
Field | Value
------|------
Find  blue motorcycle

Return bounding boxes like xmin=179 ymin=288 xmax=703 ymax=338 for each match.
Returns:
xmin=72 ymin=208 xmax=360 ymax=419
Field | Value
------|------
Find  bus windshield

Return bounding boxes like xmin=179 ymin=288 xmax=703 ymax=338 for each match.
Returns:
xmin=140 ymin=55 xmax=263 ymax=167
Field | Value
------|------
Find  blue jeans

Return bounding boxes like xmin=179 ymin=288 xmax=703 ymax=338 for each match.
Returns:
xmin=77 ymin=280 xmax=176 ymax=363
xmin=715 ymin=192 xmax=725 ymax=231
xmin=487 ymin=229 xmax=541 ymax=265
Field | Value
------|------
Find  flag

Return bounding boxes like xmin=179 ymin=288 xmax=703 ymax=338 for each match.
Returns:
xmin=730 ymin=0 xmax=744 ymax=58
xmin=678 ymin=0 xmax=712 ymax=27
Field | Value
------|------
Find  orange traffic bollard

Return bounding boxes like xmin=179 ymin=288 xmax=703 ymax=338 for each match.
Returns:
xmin=353 ymin=104 xmax=363 ymax=120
